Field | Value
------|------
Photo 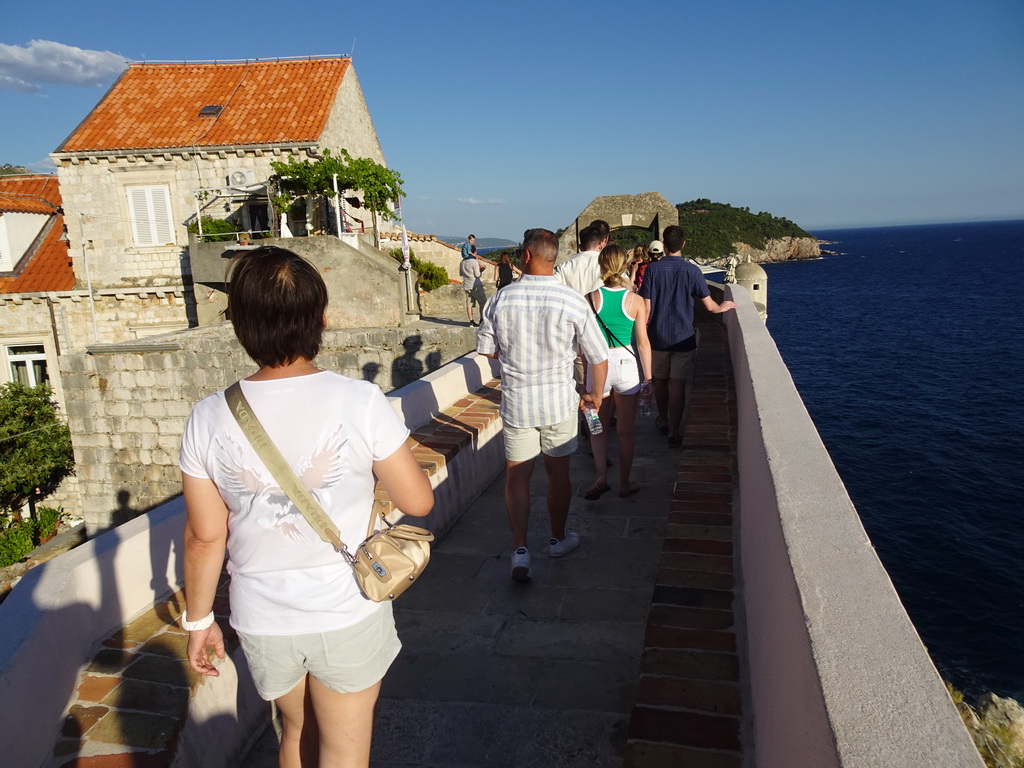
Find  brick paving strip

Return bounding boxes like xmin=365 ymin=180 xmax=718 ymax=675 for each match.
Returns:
xmin=47 ymin=380 xmax=504 ymax=767
xmin=624 ymin=320 xmax=743 ymax=768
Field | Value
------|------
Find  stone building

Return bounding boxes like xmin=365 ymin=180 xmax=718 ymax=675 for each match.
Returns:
xmin=50 ymin=56 xmax=391 ymax=327
xmin=0 ymin=174 xmax=75 ymax=403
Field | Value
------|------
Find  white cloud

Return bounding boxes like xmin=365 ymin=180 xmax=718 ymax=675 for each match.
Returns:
xmin=456 ymin=197 xmax=505 ymax=205
xmin=0 ymin=40 xmax=128 ymax=92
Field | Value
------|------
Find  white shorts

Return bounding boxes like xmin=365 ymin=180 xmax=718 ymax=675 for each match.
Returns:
xmin=238 ymin=603 xmax=401 ymax=701
xmin=588 ymin=346 xmax=641 ymax=396
xmin=503 ymin=411 xmax=578 ymax=462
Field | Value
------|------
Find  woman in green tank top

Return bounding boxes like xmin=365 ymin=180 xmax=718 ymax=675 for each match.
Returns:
xmin=582 ymin=244 xmax=653 ymax=499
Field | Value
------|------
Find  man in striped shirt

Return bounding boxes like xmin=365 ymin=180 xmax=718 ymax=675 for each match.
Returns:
xmin=478 ymin=228 xmax=609 ymax=581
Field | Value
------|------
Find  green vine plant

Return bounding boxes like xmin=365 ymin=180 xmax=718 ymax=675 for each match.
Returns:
xmin=270 ymin=148 xmax=405 ymax=246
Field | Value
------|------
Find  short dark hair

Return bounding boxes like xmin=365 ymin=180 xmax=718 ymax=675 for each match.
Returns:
xmin=590 ymin=219 xmax=610 ymax=240
xmin=663 ymin=225 xmax=687 ymax=254
xmin=579 ymin=225 xmax=604 ymax=251
xmin=468 ymin=234 xmax=476 ymax=240
xmin=226 ymin=246 xmax=328 ymax=368
xmin=523 ymin=228 xmax=558 ymax=263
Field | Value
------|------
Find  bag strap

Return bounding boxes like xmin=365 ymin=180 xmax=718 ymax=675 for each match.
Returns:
xmin=225 ymin=381 xmax=376 ymax=560
xmin=586 ymin=290 xmax=638 ymax=359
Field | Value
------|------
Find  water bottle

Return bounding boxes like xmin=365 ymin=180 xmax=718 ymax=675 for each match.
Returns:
xmin=583 ymin=403 xmax=603 ymax=435
xmin=638 ymin=381 xmax=652 ymax=418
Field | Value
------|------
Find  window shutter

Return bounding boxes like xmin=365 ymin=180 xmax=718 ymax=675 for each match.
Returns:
xmin=128 ymin=187 xmax=154 ymax=246
xmin=126 ymin=186 xmax=175 ymax=246
xmin=152 ymin=187 xmax=174 ymax=244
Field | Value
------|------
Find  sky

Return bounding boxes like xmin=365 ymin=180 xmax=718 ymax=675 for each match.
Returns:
xmin=2 ymin=0 xmax=1022 ymax=241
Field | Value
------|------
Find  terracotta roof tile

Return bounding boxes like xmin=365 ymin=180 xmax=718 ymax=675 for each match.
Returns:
xmin=0 ymin=175 xmax=75 ymax=294
xmin=57 ymin=58 xmax=351 ymax=153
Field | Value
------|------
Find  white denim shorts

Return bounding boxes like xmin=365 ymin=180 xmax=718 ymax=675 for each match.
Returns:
xmin=503 ymin=411 xmax=578 ymax=462
xmin=588 ymin=346 xmax=641 ymax=396
xmin=237 ymin=603 xmax=402 ymax=701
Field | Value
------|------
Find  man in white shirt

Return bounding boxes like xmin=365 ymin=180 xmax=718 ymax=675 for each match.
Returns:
xmin=459 ymin=249 xmax=486 ymax=327
xmin=477 ymin=228 xmax=609 ymax=581
xmin=554 ymin=219 xmax=610 ymax=295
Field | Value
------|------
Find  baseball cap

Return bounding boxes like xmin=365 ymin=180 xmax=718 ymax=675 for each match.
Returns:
xmin=649 ymin=240 xmax=664 ymax=254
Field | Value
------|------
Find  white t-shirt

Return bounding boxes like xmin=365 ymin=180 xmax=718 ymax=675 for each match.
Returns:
xmin=554 ymin=250 xmax=602 ymax=295
xmin=179 ymin=371 xmax=409 ymax=635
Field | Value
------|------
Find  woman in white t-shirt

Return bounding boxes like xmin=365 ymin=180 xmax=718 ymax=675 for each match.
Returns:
xmin=180 ymin=246 xmax=433 ymax=768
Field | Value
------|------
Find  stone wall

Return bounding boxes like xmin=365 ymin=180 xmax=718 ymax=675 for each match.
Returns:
xmin=189 ymin=234 xmax=412 ymax=328
xmin=378 ymin=232 xmax=467 ymax=283
xmin=557 ymin=192 xmax=679 ymax=261
xmin=59 ymin=321 xmax=477 ymax=530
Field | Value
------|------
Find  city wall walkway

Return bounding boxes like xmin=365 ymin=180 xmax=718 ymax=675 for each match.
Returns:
xmin=45 ymin=317 xmax=742 ymax=767
xmin=245 ymin=319 xmax=742 ymax=768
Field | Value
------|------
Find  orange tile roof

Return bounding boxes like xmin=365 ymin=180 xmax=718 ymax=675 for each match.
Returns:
xmin=0 ymin=175 xmax=75 ymax=294
xmin=57 ymin=57 xmax=351 ymax=153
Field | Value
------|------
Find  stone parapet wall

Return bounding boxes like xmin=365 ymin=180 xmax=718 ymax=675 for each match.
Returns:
xmin=60 ymin=322 xmax=477 ymax=530
xmin=723 ymin=283 xmax=983 ymax=767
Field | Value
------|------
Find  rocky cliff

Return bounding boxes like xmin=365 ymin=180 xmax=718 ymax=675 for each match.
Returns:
xmin=732 ymin=236 xmax=821 ymax=263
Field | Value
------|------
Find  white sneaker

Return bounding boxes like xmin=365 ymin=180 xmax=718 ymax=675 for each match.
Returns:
xmin=511 ymin=547 xmax=531 ymax=581
xmin=548 ymin=531 xmax=581 ymax=558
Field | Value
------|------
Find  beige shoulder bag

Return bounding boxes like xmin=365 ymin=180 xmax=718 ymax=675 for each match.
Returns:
xmin=225 ymin=382 xmax=433 ymax=602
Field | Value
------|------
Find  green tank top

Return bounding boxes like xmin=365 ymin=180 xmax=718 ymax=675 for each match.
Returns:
xmin=596 ymin=287 xmax=635 ymax=348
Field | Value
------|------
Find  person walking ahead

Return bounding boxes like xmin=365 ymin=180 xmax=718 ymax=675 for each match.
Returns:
xmin=180 ymin=246 xmax=434 ymax=768
xmin=639 ymin=225 xmax=735 ymax=446
xmin=583 ymin=244 xmax=653 ymax=500
xmin=477 ymin=228 xmax=608 ymax=581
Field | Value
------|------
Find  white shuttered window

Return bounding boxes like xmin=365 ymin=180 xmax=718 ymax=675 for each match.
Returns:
xmin=127 ymin=186 xmax=175 ymax=246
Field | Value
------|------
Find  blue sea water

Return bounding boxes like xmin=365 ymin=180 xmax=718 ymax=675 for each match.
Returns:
xmin=762 ymin=219 xmax=1024 ymax=701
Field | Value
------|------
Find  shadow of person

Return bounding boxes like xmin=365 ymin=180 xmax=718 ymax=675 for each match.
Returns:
xmin=362 ymin=362 xmax=381 ymax=383
xmin=110 ymin=489 xmax=141 ymax=528
xmin=391 ymin=335 xmax=425 ymax=389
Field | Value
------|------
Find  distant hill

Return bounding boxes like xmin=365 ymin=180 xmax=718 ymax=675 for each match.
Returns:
xmin=0 ymin=164 xmax=34 ymax=176
xmin=437 ymin=236 xmax=517 ymax=249
xmin=676 ymin=199 xmax=813 ymax=261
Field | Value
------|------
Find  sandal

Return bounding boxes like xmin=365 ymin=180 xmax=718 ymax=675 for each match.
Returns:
xmin=584 ymin=484 xmax=611 ymax=501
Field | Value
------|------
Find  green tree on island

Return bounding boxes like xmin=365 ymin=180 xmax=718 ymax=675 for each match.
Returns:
xmin=676 ymin=199 xmax=813 ymax=261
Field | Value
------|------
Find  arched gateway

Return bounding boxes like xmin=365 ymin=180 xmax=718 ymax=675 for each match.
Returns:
xmin=557 ymin=192 xmax=679 ymax=261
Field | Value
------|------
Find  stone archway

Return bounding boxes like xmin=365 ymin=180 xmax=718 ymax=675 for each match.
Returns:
xmin=557 ymin=192 xmax=679 ymax=260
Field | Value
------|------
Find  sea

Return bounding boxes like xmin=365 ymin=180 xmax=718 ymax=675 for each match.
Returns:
xmin=761 ymin=219 xmax=1024 ymax=702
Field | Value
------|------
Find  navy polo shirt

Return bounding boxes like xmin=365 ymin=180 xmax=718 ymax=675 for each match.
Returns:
xmin=638 ymin=256 xmax=710 ymax=351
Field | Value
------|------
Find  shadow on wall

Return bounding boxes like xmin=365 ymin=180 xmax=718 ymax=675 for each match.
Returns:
xmin=391 ymin=335 xmax=443 ymax=390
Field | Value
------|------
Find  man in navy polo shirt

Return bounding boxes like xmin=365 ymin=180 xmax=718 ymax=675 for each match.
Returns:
xmin=639 ymin=225 xmax=736 ymax=446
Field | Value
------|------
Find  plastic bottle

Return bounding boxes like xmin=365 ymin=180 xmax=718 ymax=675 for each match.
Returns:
xmin=638 ymin=381 xmax=652 ymax=417
xmin=583 ymin=403 xmax=603 ymax=435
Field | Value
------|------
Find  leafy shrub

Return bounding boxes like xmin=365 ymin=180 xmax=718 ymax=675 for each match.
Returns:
xmin=187 ymin=216 xmax=238 ymax=242
xmin=389 ymin=249 xmax=450 ymax=291
xmin=34 ymin=506 xmax=63 ymax=540
xmin=0 ymin=382 xmax=73 ymax=516
xmin=0 ymin=507 xmax=66 ymax=568
xmin=0 ymin=521 xmax=35 ymax=567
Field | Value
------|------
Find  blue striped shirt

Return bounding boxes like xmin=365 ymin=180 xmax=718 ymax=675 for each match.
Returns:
xmin=477 ymin=274 xmax=609 ymax=428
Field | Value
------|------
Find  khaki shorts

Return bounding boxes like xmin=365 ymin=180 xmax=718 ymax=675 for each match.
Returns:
xmin=464 ymin=283 xmax=486 ymax=309
xmin=238 ymin=603 xmax=401 ymax=701
xmin=652 ymin=348 xmax=696 ymax=381
xmin=503 ymin=411 xmax=578 ymax=462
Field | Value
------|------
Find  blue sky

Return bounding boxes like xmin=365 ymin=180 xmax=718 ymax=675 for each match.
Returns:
xmin=3 ymin=0 xmax=1022 ymax=240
